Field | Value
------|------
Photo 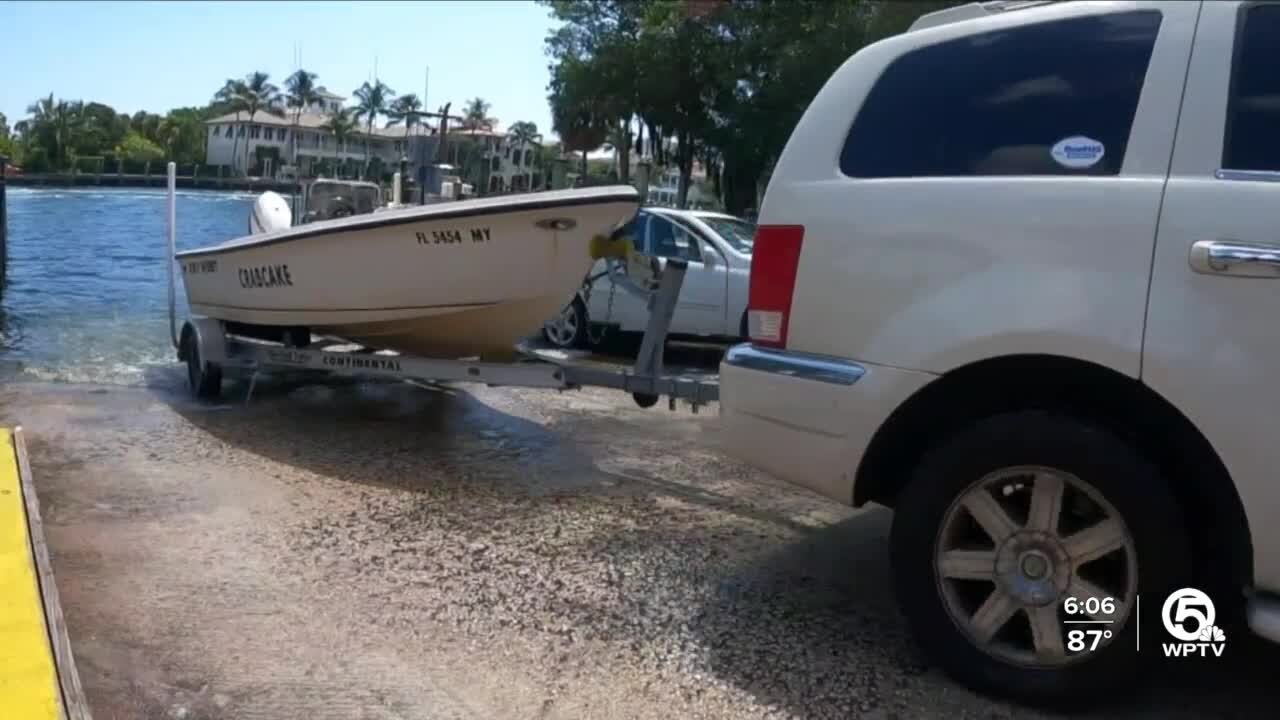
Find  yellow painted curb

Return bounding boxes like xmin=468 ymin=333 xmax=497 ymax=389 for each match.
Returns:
xmin=0 ymin=428 xmax=89 ymax=720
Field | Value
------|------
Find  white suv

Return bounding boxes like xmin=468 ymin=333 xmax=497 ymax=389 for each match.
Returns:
xmin=719 ymin=0 xmax=1280 ymax=706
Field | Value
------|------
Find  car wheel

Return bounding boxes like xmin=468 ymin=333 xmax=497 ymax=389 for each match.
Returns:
xmin=890 ymin=410 xmax=1189 ymax=708
xmin=543 ymin=297 xmax=588 ymax=349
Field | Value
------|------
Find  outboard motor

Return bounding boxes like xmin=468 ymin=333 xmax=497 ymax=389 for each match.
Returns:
xmin=249 ymin=191 xmax=293 ymax=235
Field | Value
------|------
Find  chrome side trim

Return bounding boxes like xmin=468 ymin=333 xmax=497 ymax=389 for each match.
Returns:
xmin=724 ymin=343 xmax=865 ymax=386
xmin=1215 ymin=169 xmax=1280 ymax=184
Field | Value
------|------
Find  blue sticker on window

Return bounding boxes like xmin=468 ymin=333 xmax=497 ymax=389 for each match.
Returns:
xmin=1051 ymin=136 xmax=1106 ymax=169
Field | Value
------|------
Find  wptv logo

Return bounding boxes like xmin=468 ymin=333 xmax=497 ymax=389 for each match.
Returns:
xmin=1159 ymin=587 xmax=1227 ymax=658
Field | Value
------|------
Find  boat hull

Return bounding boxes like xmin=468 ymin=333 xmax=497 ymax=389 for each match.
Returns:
xmin=177 ymin=187 xmax=639 ymax=359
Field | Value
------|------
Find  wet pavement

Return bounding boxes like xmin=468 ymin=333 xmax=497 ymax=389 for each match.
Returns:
xmin=1 ymin=366 xmax=1277 ymax=719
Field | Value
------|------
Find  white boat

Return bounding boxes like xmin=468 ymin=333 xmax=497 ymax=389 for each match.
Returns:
xmin=176 ymin=180 xmax=641 ymax=360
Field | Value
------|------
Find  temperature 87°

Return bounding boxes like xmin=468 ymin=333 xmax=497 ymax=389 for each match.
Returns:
xmin=1067 ymin=627 xmax=1114 ymax=653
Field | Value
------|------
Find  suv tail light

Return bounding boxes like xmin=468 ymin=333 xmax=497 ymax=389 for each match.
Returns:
xmin=747 ymin=225 xmax=805 ymax=348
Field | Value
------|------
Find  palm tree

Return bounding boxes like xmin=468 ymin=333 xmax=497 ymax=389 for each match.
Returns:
xmin=157 ymin=117 xmax=182 ymax=159
xmin=284 ymin=69 xmax=319 ymax=170
xmin=321 ymin=109 xmax=358 ymax=178
xmin=26 ymin=94 xmax=84 ymax=170
xmin=239 ymin=71 xmax=285 ymax=175
xmin=461 ymin=97 xmax=496 ymax=131
xmin=506 ymin=121 xmax=539 ymax=191
xmin=352 ymin=79 xmax=394 ymax=179
xmin=24 ymin=93 xmax=56 ymax=160
xmin=386 ymin=94 xmax=423 ymax=156
xmin=213 ymin=79 xmax=249 ymax=174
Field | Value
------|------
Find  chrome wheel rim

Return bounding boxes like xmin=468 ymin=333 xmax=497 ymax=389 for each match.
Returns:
xmin=544 ymin=304 xmax=579 ymax=347
xmin=934 ymin=465 xmax=1138 ymax=668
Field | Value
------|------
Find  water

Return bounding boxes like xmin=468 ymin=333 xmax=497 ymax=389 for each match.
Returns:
xmin=1 ymin=187 xmax=257 ymax=385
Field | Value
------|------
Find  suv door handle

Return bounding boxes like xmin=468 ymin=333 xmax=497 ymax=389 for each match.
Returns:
xmin=1189 ymin=240 xmax=1280 ymax=277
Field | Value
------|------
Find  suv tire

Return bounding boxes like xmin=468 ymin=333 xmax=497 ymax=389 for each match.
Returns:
xmin=890 ymin=410 xmax=1190 ymax=707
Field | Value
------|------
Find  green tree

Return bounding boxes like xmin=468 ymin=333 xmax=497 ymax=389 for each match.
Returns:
xmin=549 ymin=59 xmax=610 ymax=179
xmin=239 ymin=71 xmax=285 ymax=174
xmin=162 ymin=107 xmax=209 ymax=164
xmin=157 ymin=118 xmax=182 ymax=160
xmin=321 ymin=109 xmax=358 ymax=178
xmin=386 ymin=93 xmax=423 ymax=153
xmin=24 ymin=94 xmax=78 ymax=167
xmin=632 ymin=1 xmax=724 ymax=207
xmin=541 ymin=0 xmax=644 ymax=182
xmin=25 ymin=94 xmax=84 ymax=170
xmin=116 ymin=131 xmax=164 ymax=162
xmin=73 ymin=102 xmax=129 ymax=158
xmin=506 ymin=120 xmax=539 ymax=189
xmin=461 ymin=97 xmax=496 ymax=131
xmin=129 ymin=111 xmax=164 ymax=144
xmin=285 ymin=69 xmax=319 ymax=168
xmin=534 ymin=140 xmax=562 ymax=189
xmin=0 ymin=112 xmax=16 ymax=165
xmin=0 ymin=115 xmax=14 ymax=161
xmin=352 ymin=79 xmax=394 ymax=178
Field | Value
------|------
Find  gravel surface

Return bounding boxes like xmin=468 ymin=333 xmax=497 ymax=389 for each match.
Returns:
xmin=1 ymin=371 xmax=1276 ymax=719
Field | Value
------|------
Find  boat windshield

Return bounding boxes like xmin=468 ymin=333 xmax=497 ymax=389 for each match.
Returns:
xmin=305 ymin=181 xmax=383 ymax=221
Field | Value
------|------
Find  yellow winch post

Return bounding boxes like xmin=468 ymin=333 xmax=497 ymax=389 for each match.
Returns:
xmin=588 ymin=233 xmax=633 ymax=261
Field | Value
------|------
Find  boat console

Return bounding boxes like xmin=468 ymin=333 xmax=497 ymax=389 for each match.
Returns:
xmin=298 ymin=179 xmax=383 ymax=223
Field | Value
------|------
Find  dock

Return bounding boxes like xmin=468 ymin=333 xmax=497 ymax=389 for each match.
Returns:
xmin=0 ymin=427 xmax=90 ymax=720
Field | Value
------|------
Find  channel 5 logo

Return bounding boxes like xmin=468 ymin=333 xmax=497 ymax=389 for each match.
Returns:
xmin=1160 ymin=588 xmax=1226 ymax=658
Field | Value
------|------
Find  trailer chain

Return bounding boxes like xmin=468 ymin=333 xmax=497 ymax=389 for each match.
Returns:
xmin=584 ymin=268 xmax=618 ymax=346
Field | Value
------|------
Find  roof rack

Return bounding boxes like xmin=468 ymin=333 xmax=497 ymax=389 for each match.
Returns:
xmin=908 ymin=0 xmax=1055 ymax=32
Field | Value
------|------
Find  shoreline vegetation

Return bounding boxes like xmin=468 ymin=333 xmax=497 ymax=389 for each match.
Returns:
xmin=0 ymin=72 xmax=545 ymax=193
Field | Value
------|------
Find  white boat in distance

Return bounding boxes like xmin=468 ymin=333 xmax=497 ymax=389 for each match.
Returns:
xmin=176 ymin=183 xmax=641 ymax=360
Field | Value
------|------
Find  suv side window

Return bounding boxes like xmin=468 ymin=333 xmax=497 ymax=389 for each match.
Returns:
xmin=1223 ymin=3 xmax=1280 ymax=172
xmin=840 ymin=10 xmax=1163 ymax=178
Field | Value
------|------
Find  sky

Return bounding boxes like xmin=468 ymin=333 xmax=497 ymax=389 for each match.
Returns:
xmin=0 ymin=0 xmax=560 ymax=137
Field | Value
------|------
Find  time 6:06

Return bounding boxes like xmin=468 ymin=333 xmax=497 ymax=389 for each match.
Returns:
xmin=1064 ymin=597 xmax=1116 ymax=616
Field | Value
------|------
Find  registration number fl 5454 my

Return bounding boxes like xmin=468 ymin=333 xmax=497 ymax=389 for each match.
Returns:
xmin=416 ymin=227 xmax=490 ymax=245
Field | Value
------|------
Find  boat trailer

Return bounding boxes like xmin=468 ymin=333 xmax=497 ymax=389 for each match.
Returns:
xmin=163 ymin=164 xmax=720 ymax=411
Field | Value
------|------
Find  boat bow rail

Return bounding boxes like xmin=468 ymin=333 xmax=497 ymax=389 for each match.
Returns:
xmin=165 ymin=163 xmax=720 ymax=410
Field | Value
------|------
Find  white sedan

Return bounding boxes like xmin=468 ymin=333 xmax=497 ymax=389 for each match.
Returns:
xmin=543 ymin=207 xmax=756 ymax=349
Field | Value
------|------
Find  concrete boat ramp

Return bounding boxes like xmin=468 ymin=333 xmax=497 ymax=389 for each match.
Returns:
xmin=3 ymin=376 xmax=1279 ymax=719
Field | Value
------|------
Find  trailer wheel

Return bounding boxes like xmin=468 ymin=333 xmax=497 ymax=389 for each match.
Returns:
xmin=632 ymin=392 xmax=659 ymax=408
xmin=186 ymin=334 xmax=223 ymax=400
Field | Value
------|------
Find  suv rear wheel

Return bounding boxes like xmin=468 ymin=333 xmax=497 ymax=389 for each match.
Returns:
xmin=890 ymin=411 xmax=1189 ymax=707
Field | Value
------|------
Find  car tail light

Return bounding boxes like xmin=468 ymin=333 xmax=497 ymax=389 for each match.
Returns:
xmin=747 ymin=225 xmax=804 ymax=348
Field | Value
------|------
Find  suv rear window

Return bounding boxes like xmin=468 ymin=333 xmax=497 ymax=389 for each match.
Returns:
xmin=840 ymin=10 xmax=1163 ymax=178
xmin=1223 ymin=3 xmax=1280 ymax=172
